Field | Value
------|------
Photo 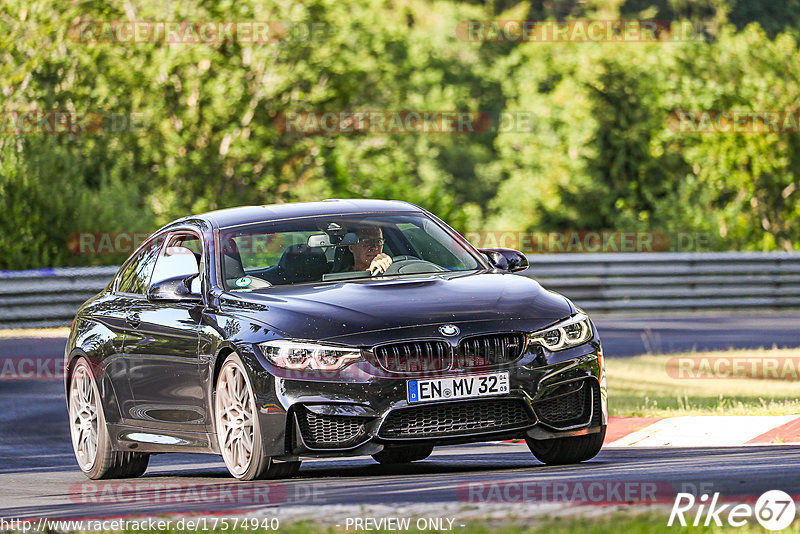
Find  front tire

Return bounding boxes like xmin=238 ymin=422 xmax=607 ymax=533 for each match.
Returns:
xmin=526 ymin=426 xmax=606 ymax=465
xmin=68 ymin=357 xmax=150 ymax=479
xmin=214 ymin=353 xmax=300 ymax=480
xmin=372 ymin=445 xmax=433 ymax=464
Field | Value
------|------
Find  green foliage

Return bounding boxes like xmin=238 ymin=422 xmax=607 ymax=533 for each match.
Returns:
xmin=487 ymin=24 xmax=800 ymax=251
xmin=1 ymin=0 xmax=800 ymax=268
xmin=662 ymin=25 xmax=800 ymax=250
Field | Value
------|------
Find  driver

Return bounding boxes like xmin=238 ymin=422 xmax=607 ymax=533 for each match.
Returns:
xmin=349 ymin=225 xmax=393 ymax=275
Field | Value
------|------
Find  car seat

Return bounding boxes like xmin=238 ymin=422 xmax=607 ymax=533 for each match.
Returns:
xmin=331 ymin=245 xmax=355 ymax=273
xmin=278 ymin=244 xmax=330 ymax=283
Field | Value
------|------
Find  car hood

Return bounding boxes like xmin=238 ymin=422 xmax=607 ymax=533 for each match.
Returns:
xmin=219 ymin=272 xmax=574 ymax=344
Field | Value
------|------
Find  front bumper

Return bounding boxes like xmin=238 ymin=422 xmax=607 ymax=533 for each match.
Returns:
xmin=245 ymin=334 xmax=607 ymax=459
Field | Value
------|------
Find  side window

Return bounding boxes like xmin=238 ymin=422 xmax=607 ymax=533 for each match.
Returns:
xmin=150 ymin=233 xmax=202 ymax=289
xmin=117 ymin=237 xmax=164 ymax=295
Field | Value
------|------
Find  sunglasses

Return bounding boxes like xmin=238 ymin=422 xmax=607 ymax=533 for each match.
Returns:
xmin=356 ymin=238 xmax=385 ymax=248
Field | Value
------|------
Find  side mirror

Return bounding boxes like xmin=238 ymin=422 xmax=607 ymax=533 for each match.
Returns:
xmin=479 ymin=248 xmax=530 ymax=273
xmin=148 ymin=275 xmax=202 ymax=303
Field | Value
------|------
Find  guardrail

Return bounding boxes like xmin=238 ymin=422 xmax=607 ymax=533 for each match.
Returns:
xmin=0 ymin=267 xmax=118 ymax=329
xmin=1 ymin=252 xmax=799 ymax=328
xmin=529 ymin=252 xmax=800 ymax=313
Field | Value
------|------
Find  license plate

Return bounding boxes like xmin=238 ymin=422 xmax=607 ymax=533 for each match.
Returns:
xmin=407 ymin=372 xmax=510 ymax=403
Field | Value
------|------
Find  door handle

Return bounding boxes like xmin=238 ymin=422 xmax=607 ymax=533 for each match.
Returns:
xmin=126 ymin=313 xmax=141 ymax=328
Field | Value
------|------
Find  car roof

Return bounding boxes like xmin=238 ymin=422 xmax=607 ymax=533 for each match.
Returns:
xmin=172 ymin=199 xmax=425 ymax=230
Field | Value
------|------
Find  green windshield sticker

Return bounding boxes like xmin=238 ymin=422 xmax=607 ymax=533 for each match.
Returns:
xmin=235 ymin=276 xmax=252 ymax=288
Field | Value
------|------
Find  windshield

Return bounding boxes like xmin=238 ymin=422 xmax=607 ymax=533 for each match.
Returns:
xmin=218 ymin=213 xmax=482 ymax=290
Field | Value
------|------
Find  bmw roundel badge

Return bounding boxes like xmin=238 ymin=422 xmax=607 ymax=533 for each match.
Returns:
xmin=439 ymin=324 xmax=460 ymax=336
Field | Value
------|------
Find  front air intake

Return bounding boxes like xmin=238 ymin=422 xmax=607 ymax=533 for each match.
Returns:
xmin=379 ymin=398 xmax=535 ymax=439
xmin=296 ymin=408 xmax=369 ymax=449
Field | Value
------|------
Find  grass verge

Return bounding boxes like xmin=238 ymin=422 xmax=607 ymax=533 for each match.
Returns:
xmin=606 ymin=347 xmax=800 ymax=416
xmin=92 ymin=510 xmax=800 ymax=533
xmin=0 ymin=327 xmax=69 ymax=338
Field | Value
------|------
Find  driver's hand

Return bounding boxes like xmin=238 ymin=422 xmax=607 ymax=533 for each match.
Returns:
xmin=369 ymin=253 xmax=393 ymax=276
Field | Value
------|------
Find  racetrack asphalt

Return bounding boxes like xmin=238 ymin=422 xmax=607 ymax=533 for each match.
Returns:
xmin=1 ymin=314 xmax=799 ymax=520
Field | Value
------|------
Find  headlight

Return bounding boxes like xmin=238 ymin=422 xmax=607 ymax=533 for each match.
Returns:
xmin=259 ymin=340 xmax=364 ymax=370
xmin=528 ymin=313 xmax=592 ymax=351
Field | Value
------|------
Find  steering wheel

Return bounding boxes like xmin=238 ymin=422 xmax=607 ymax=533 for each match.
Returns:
xmin=382 ymin=256 xmax=446 ymax=276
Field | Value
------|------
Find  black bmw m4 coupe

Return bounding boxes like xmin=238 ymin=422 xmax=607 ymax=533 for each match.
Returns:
xmin=66 ymin=199 xmax=606 ymax=480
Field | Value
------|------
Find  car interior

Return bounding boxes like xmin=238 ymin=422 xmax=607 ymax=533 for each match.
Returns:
xmin=220 ymin=219 xmax=466 ymax=290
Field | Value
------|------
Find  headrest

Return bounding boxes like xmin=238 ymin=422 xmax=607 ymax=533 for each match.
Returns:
xmin=278 ymin=244 xmax=329 ymax=283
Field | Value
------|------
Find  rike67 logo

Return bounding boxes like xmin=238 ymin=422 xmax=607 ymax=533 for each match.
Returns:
xmin=669 ymin=490 xmax=797 ymax=530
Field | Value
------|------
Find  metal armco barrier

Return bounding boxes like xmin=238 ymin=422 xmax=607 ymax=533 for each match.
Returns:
xmin=0 ymin=267 xmax=118 ymax=329
xmin=1 ymin=252 xmax=799 ymax=328
xmin=528 ymin=252 xmax=800 ymax=313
